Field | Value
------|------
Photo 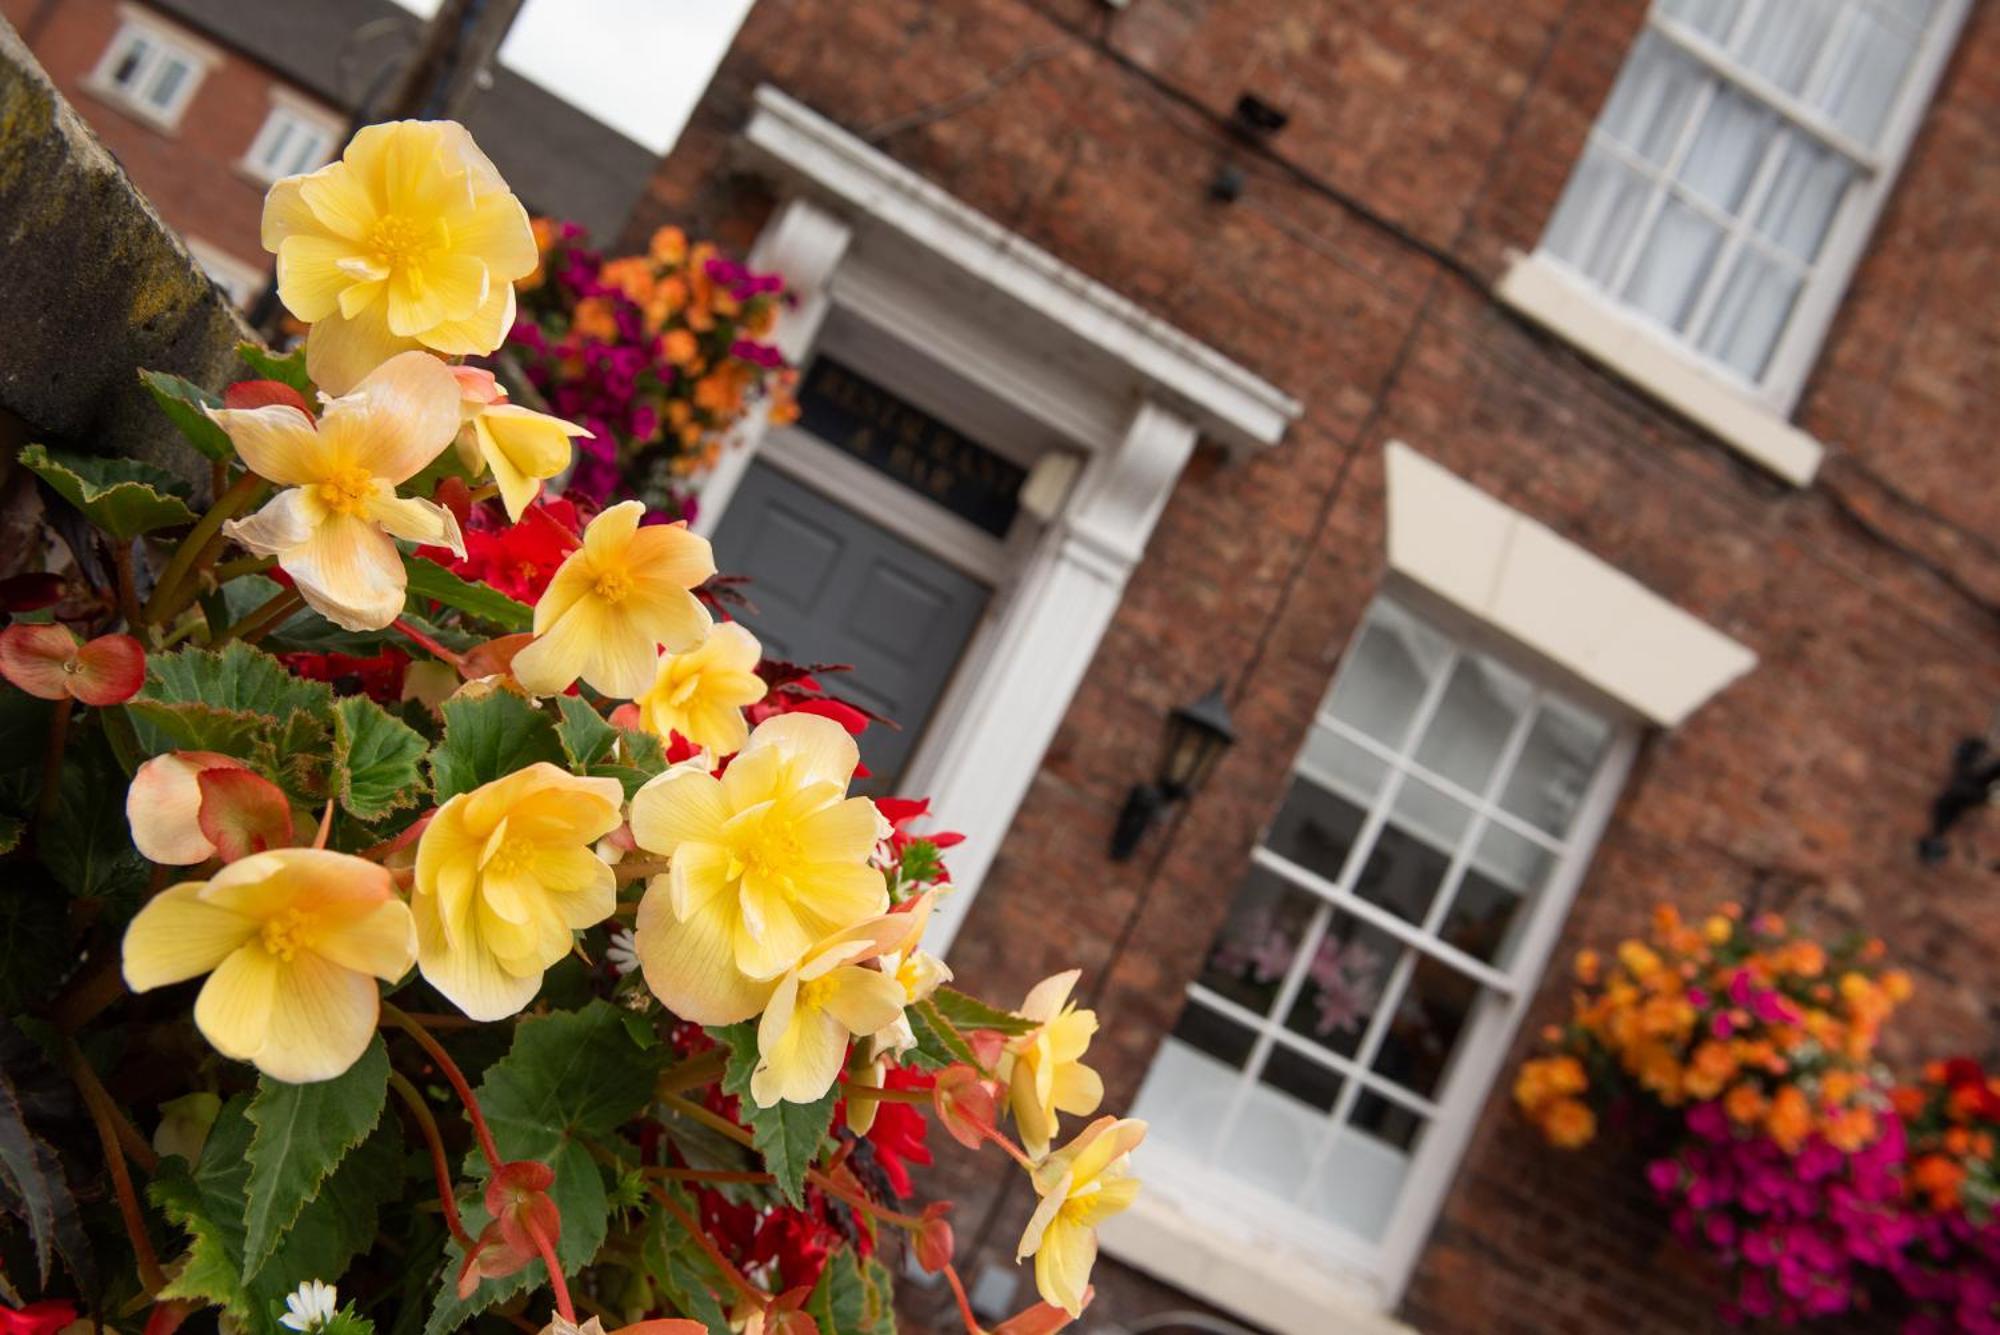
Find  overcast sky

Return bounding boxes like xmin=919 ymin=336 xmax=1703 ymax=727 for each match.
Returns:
xmin=388 ymin=0 xmax=755 ymax=155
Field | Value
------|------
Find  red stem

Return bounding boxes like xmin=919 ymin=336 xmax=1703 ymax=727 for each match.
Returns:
xmin=65 ymin=1043 xmax=166 ymax=1295
xmin=394 ymin=617 xmax=466 ymax=673
xmin=384 ymin=1003 xmax=501 ymax=1170
xmin=524 ymin=1212 xmax=575 ymax=1325
xmin=649 ymin=1184 xmax=765 ymax=1306
xmin=388 ymin=1070 xmax=473 ymax=1249
xmin=943 ymin=1263 xmax=985 ymax=1335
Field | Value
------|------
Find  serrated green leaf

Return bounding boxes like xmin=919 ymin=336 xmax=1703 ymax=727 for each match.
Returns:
xmin=555 ymin=696 xmax=666 ymax=798
xmin=42 ymin=727 xmax=145 ymax=904
xmin=429 ymin=690 xmax=564 ymax=803
xmin=714 ymin=1022 xmax=836 ymax=1208
xmin=856 ymin=1257 xmax=898 ymax=1335
xmin=139 ymin=368 xmax=234 ymax=462
xmin=236 ymin=342 xmax=313 ymax=396
xmin=642 ymin=1208 xmax=732 ymax=1334
xmin=427 ymin=1003 xmax=664 ymax=1334
xmin=331 ymin=697 xmax=428 ymax=819
xmin=153 ymin=1096 xmax=402 ymax=1335
xmin=928 ymin=986 xmax=1036 ymax=1037
xmin=806 ymin=1249 xmax=867 ymax=1335
xmin=401 ymin=554 xmax=532 ymax=632
xmin=20 ymin=442 xmax=197 ymax=540
xmin=906 ymin=998 xmax=975 ymax=1072
xmin=144 ymin=640 xmax=335 ymax=719
xmin=241 ymin=1038 xmax=390 ymax=1277
xmin=124 ymin=698 xmax=272 ymax=758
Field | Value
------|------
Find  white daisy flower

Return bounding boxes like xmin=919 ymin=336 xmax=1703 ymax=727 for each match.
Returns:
xmin=280 ymin=1279 xmax=339 ymax=1332
xmin=605 ymin=924 xmax=641 ymax=977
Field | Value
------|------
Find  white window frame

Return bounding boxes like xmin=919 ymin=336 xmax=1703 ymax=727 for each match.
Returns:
xmin=1500 ymin=0 xmax=1970 ymax=484
xmin=183 ymin=237 xmax=264 ymax=309
xmin=84 ymin=6 xmax=219 ymax=131
xmin=1109 ymin=593 xmax=1638 ymax=1320
xmin=240 ymin=93 xmax=344 ymax=184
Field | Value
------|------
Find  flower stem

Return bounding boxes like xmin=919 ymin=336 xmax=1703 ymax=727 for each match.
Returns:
xmin=641 ymin=1167 xmax=773 ymax=1185
xmin=388 ymin=1070 xmax=474 ymax=1249
xmin=647 ymin=1183 xmax=765 ymax=1306
xmin=212 ymin=587 xmax=303 ymax=648
xmin=383 ymin=1003 xmax=502 ymax=1170
xmin=523 ymin=1209 xmax=575 ymax=1324
xmin=835 ymin=1078 xmax=930 ymax=1104
xmin=614 ymin=858 xmax=673 ymax=884
xmin=658 ymin=1093 xmax=754 ymax=1150
xmin=144 ymin=470 xmax=262 ymax=624
xmin=392 ymin=617 xmax=466 ymax=673
xmin=656 ymin=1049 xmax=727 ymax=1099
xmin=63 ymin=1042 xmax=165 ymax=1295
xmin=35 ymin=697 xmax=72 ymax=829
xmin=942 ymin=1263 xmax=984 ymax=1335
xmin=112 ymin=543 xmax=148 ymax=641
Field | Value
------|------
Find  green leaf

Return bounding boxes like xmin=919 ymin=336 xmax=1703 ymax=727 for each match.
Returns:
xmin=905 ymin=998 xmax=976 ymax=1072
xmin=0 ymin=889 xmax=69 ymax=1013
xmin=401 ymin=554 xmax=532 ymax=632
xmin=806 ymin=1249 xmax=868 ymax=1335
xmin=427 ymin=1003 xmax=665 ymax=1335
xmin=241 ymin=1038 xmax=390 ymax=1277
xmin=236 ymin=341 xmax=313 ymax=396
xmin=928 ymin=986 xmax=1036 ymax=1037
xmin=0 ymin=815 xmax=20 ymax=855
xmin=153 ymin=1096 xmax=402 ymax=1335
xmin=855 ymin=1257 xmax=898 ymax=1335
xmin=555 ymin=696 xmax=666 ymax=799
xmin=144 ymin=640 xmax=335 ymax=720
xmin=19 ymin=442 xmax=197 ymax=540
xmin=331 ymin=697 xmax=428 ymax=819
xmin=714 ymin=1022 xmax=836 ymax=1208
xmin=139 ymin=369 xmax=234 ymax=462
xmin=0 ymin=1058 xmax=92 ymax=1289
xmin=125 ymin=699 xmax=272 ymax=759
xmin=642 ymin=1208 xmax=732 ymax=1334
xmin=41 ymin=727 xmax=146 ymax=905
xmin=429 ymin=690 xmax=564 ymax=803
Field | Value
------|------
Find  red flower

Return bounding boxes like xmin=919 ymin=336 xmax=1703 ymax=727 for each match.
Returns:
xmin=426 ymin=498 xmax=584 ymax=604
xmin=748 ymin=1198 xmax=838 ymax=1292
xmin=0 ymin=624 xmax=144 ymax=705
xmin=278 ymin=647 xmax=410 ymax=704
xmin=866 ymin=1066 xmax=935 ymax=1199
xmin=456 ymin=1160 xmax=562 ymax=1298
xmin=0 ymin=1299 xmax=78 ymax=1335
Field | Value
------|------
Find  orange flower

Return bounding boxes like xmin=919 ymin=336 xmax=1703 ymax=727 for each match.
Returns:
xmin=1766 ymin=1085 xmax=1812 ymax=1153
xmin=1540 ymin=1099 xmax=1596 ymax=1149
xmin=648 ymin=226 xmax=687 ymax=266
xmin=1685 ymin=1041 xmax=1737 ymax=1100
xmin=1724 ymin=1082 xmax=1768 ymax=1126
xmin=601 ymin=256 xmax=655 ymax=304
xmin=1573 ymin=948 xmax=1600 ymax=986
xmin=663 ymin=329 xmax=700 ymax=367
xmin=1911 ymin=1153 xmax=1965 ymax=1211
xmin=572 ymin=297 xmax=617 ymax=342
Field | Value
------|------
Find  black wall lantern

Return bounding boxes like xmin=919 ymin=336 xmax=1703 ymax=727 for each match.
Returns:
xmin=1919 ymin=733 xmax=2000 ymax=864
xmin=1110 ymin=684 xmax=1237 ymax=861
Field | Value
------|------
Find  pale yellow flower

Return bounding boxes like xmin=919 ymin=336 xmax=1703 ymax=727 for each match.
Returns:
xmin=1002 ymin=970 xmax=1105 ymax=1159
xmin=870 ymin=892 xmax=952 ymax=1054
xmin=629 ymin=714 xmax=886 ymax=1025
xmin=262 ymin=119 xmax=537 ymax=394
xmin=216 ymin=351 xmax=465 ymax=631
xmin=511 ymin=501 xmax=715 ymax=699
xmin=1016 ymin=1116 xmax=1146 ymax=1318
xmin=450 ymin=367 xmax=587 ymax=521
xmin=633 ymin=620 xmax=768 ymax=757
xmin=121 ymin=848 xmax=416 ymax=1083
xmin=750 ymin=912 xmax=909 ymax=1107
xmin=411 ymin=763 xmax=625 ymax=1019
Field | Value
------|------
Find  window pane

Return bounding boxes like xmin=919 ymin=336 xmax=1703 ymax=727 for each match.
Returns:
xmin=286 ymin=129 xmax=328 ymax=175
xmin=1412 ymin=656 xmax=1531 ymax=795
xmin=1676 ymin=83 xmax=1777 ymax=214
xmin=1132 ymin=1011 xmax=1256 ymax=1163
xmin=1282 ymin=912 xmax=1396 ymax=1059
xmin=113 ymin=37 xmax=151 ymax=87
xmin=1657 ymin=0 xmax=1737 ymax=43
xmin=259 ymin=122 xmax=296 ymax=172
xmin=147 ymin=56 xmax=190 ymax=110
xmin=1599 ymin=32 xmax=1706 ymax=164
xmin=1351 ymin=775 xmax=1467 ymax=923
xmin=1699 ymin=246 xmax=1803 ymax=380
xmin=1323 ymin=604 xmax=1451 ymax=749
xmin=1265 ymin=776 xmax=1367 ymax=885
xmin=1497 ymin=700 xmax=1611 ymax=839
xmin=1622 ymin=196 xmax=1725 ymax=330
xmin=1197 ymin=864 xmax=1323 ymax=1017
xmin=1297 ymin=726 xmax=1389 ymax=809
xmin=1736 ymin=0 xmax=1840 ymax=94
xmin=1812 ymin=7 xmax=1918 ymax=145
xmin=1370 ymin=956 xmax=1479 ymax=1100
xmin=1543 ymin=146 xmax=1653 ymax=288
xmin=1755 ymin=132 xmax=1854 ymax=261
xmin=1305 ymin=1093 xmax=1426 ymax=1241
xmin=1211 ymin=1045 xmax=1343 ymax=1206
xmin=1440 ymin=823 xmax=1556 ymax=968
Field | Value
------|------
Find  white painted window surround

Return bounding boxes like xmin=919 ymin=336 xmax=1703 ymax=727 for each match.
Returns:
xmin=1106 ymin=445 xmax=1754 ymax=1328
xmin=85 ymin=5 xmax=219 ymax=131
xmin=711 ymin=86 xmax=1302 ymax=957
xmin=1503 ymin=0 xmax=1970 ymax=485
xmin=241 ymin=93 xmax=343 ymax=184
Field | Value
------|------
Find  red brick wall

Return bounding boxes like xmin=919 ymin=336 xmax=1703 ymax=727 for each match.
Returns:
xmin=632 ymin=2 xmax=1999 ymax=1331
xmin=6 ymin=0 xmax=300 ymax=272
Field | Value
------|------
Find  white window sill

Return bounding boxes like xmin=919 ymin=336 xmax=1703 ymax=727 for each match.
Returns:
xmin=1495 ymin=252 xmax=1824 ymax=486
xmin=1097 ymin=1188 xmax=1417 ymax=1335
xmin=81 ymin=79 xmax=188 ymax=135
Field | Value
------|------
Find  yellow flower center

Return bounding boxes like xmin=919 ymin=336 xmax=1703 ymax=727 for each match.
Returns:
xmin=368 ymin=214 xmax=440 ymax=271
xmin=483 ymin=835 xmax=537 ymax=877
xmin=592 ymin=568 xmax=633 ymax=604
xmin=798 ymin=973 xmax=840 ymax=1011
xmin=725 ymin=821 xmax=800 ymax=888
xmin=317 ymin=465 xmax=376 ymax=516
xmin=260 ymin=908 xmax=318 ymax=962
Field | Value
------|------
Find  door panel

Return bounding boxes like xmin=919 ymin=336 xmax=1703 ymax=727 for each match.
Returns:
xmin=710 ymin=461 xmax=990 ymax=791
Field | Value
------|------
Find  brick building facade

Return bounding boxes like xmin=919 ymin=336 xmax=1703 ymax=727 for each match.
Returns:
xmin=622 ymin=3 xmax=2000 ymax=1332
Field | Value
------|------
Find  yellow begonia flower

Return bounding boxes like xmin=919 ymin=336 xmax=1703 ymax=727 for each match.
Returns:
xmin=511 ymin=501 xmax=715 ymax=700
xmin=634 ymin=620 xmax=769 ymax=757
xmin=262 ymin=119 xmax=537 ymax=395
xmin=450 ymin=367 xmax=588 ymax=522
xmin=629 ymin=714 xmax=886 ymax=1025
xmin=121 ymin=848 xmax=416 ymax=1083
xmin=750 ymin=913 xmax=910 ymax=1107
xmin=216 ymin=351 xmax=466 ymax=631
xmin=412 ymin=763 xmax=625 ymax=1020
xmin=1002 ymin=969 xmax=1106 ymax=1160
xmin=870 ymin=892 xmax=952 ymax=1054
xmin=1017 ymin=1116 xmax=1147 ymax=1318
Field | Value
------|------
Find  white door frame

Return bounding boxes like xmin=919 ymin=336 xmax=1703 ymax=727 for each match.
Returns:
xmin=696 ymin=89 xmax=1301 ymax=954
